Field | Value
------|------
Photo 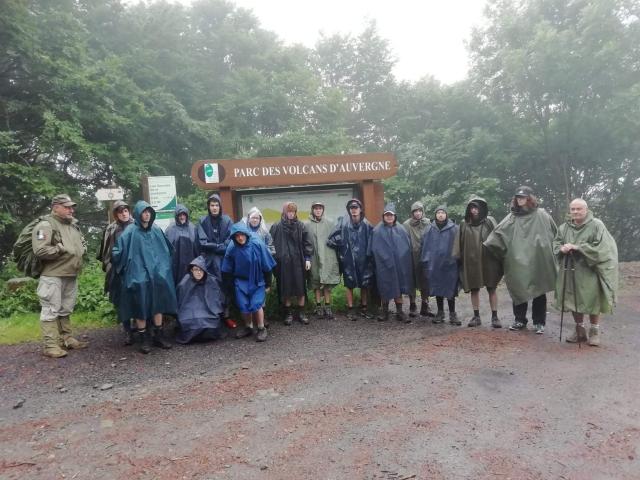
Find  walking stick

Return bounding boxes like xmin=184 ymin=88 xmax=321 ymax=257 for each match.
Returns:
xmin=559 ymin=253 xmax=570 ymax=342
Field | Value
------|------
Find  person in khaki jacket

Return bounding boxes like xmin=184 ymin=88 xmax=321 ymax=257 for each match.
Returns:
xmin=33 ymin=194 xmax=87 ymax=358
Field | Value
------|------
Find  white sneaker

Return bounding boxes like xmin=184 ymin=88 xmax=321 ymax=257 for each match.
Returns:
xmin=535 ymin=324 xmax=545 ymax=334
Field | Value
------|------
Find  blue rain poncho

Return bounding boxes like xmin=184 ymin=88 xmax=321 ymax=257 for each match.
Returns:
xmin=197 ymin=193 xmax=232 ymax=277
xmin=421 ymin=211 xmax=459 ymax=299
xmin=175 ymin=256 xmax=225 ymax=343
xmin=165 ymin=204 xmax=199 ymax=285
xmin=112 ymin=201 xmax=177 ymax=321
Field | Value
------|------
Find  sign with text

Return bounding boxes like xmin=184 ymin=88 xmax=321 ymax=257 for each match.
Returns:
xmin=191 ymin=153 xmax=397 ymax=189
xmin=145 ymin=176 xmax=177 ymax=230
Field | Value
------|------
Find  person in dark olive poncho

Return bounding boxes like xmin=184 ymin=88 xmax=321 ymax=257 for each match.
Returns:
xmin=175 ymin=256 xmax=225 ymax=344
xmin=112 ymin=201 xmax=177 ymax=354
xmin=369 ymin=203 xmax=415 ymax=322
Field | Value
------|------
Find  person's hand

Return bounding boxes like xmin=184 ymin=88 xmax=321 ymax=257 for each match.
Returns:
xmin=56 ymin=243 xmax=66 ymax=253
xmin=305 ymin=260 xmax=311 ymax=271
xmin=265 ymin=287 xmax=271 ymax=294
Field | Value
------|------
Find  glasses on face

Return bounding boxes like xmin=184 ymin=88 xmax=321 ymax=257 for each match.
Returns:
xmin=349 ymin=205 xmax=360 ymax=210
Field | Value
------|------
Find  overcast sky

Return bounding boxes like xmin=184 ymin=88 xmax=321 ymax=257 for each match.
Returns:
xmin=230 ymin=0 xmax=488 ymax=84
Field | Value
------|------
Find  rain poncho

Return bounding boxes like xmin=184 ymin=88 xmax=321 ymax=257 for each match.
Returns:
xmin=96 ymin=200 xmax=134 ymax=298
xmin=269 ymin=203 xmax=313 ymax=300
xmin=165 ymin=204 xmax=199 ymax=285
xmin=421 ymin=210 xmax=459 ymax=299
xmin=222 ymin=223 xmax=276 ymax=313
xmin=175 ymin=256 xmax=225 ymax=343
xmin=402 ymin=201 xmax=430 ymax=292
xmin=484 ymin=205 xmax=557 ymax=305
xmin=197 ymin=193 xmax=232 ymax=277
xmin=453 ymin=197 xmax=503 ymax=291
xmin=553 ymin=212 xmax=618 ymax=315
xmin=112 ymin=201 xmax=177 ymax=321
xmin=305 ymin=210 xmax=340 ymax=288
xmin=241 ymin=206 xmax=275 ymax=256
xmin=326 ymin=199 xmax=374 ymax=289
xmin=369 ymin=205 xmax=415 ymax=301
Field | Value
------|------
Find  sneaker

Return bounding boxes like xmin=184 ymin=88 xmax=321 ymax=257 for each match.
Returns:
xmin=566 ymin=323 xmax=588 ymax=343
xmin=298 ymin=312 xmax=310 ymax=325
xmin=535 ymin=324 xmax=545 ymax=334
xmin=324 ymin=305 xmax=334 ymax=319
xmin=152 ymin=326 xmax=172 ymax=349
xmin=588 ymin=326 xmax=600 ymax=346
xmin=491 ymin=316 xmax=502 ymax=329
xmin=235 ymin=326 xmax=253 ymax=339
xmin=449 ymin=312 xmax=462 ymax=326
xmin=255 ymin=327 xmax=268 ymax=342
xmin=283 ymin=313 xmax=293 ymax=326
xmin=509 ymin=321 xmax=527 ymax=331
xmin=409 ymin=303 xmax=418 ymax=318
xmin=396 ymin=309 xmax=411 ymax=323
xmin=420 ymin=302 xmax=435 ymax=317
xmin=359 ymin=306 xmax=372 ymax=319
xmin=467 ymin=315 xmax=481 ymax=327
xmin=432 ymin=311 xmax=445 ymax=324
xmin=346 ymin=308 xmax=357 ymax=321
xmin=377 ymin=306 xmax=389 ymax=322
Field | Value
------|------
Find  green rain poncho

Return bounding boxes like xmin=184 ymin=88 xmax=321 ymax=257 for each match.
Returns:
xmin=552 ymin=212 xmax=618 ymax=315
xmin=305 ymin=212 xmax=340 ymax=288
xmin=484 ymin=206 xmax=557 ymax=305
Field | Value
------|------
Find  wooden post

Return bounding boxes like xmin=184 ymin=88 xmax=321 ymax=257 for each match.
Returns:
xmin=218 ymin=187 xmax=235 ymax=221
xmin=361 ymin=180 xmax=380 ymax=225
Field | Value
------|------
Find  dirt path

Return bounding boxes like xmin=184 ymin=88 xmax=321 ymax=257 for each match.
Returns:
xmin=2 ymin=273 xmax=639 ymax=479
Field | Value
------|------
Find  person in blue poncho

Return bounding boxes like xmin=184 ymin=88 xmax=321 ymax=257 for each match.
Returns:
xmin=175 ymin=256 xmax=225 ymax=344
xmin=421 ymin=206 xmax=460 ymax=325
xmin=112 ymin=200 xmax=177 ymax=354
xmin=222 ymin=222 xmax=276 ymax=342
xmin=165 ymin=204 xmax=199 ymax=285
xmin=369 ymin=203 xmax=415 ymax=322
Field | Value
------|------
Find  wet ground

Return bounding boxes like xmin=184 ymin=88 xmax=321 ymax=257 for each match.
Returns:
xmin=1 ymin=265 xmax=639 ymax=479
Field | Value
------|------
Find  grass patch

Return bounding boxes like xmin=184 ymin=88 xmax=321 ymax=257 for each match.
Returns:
xmin=0 ymin=312 xmax=116 ymax=345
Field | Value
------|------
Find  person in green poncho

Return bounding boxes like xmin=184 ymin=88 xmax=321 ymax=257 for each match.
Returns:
xmin=484 ymin=186 xmax=558 ymax=334
xmin=553 ymin=199 xmax=618 ymax=346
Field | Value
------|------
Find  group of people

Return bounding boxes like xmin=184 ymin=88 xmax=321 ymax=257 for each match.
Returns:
xmin=31 ymin=186 xmax=618 ymax=358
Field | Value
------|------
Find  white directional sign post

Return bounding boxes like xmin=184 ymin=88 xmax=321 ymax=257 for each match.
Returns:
xmin=95 ymin=187 xmax=125 ymax=222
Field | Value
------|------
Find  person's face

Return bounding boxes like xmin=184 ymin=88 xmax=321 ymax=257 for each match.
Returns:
xmin=116 ymin=207 xmax=130 ymax=222
xmin=141 ymin=209 xmax=152 ymax=223
xmin=383 ymin=212 xmax=395 ymax=225
xmin=209 ymin=201 xmax=220 ymax=216
xmin=470 ymin=206 xmax=479 ymax=218
xmin=570 ymin=201 xmax=588 ymax=224
xmin=349 ymin=204 xmax=361 ymax=220
xmin=285 ymin=209 xmax=296 ymax=220
xmin=178 ymin=212 xmax=187 ymax=224
xmin=191 ymin=266 xmax=204 ymax=281
xmin=312 ymin=206 xmax=324 ymax=219
xmin=235 ymin=233 xmax=247 ymax=245
xmin=412 ymin=209 xmax=423 ymax=220
xmin=249 ymin=214 xmax=261 ymax=228
xmin=515 ymin=196 xmax=527 ymax=207
xmin=435 ymin=210 xmax=447 ymax=222
xmin=53 ymin=204 xmax=75 ymax=220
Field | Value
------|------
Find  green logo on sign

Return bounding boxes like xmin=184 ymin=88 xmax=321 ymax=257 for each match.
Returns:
xmin=205 ymin=164 xmax=213 ymax=177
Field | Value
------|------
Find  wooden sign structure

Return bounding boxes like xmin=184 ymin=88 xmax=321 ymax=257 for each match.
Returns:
xmin=191 ymin=153 xmax=397 ymax=224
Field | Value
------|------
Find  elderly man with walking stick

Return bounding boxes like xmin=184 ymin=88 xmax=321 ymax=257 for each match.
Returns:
xmin=553 ymin=199 xmax=619 ymax=346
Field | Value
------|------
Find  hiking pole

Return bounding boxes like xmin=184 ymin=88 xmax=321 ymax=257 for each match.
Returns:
xmin=559 ymin=253 xmax=570 ymax=342
xmin=567 ymin=252 xmax=581 ymax=349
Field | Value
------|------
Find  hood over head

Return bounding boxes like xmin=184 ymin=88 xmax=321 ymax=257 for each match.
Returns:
xmin=133 ymin=200 xmax=156 ymax=228
xmin=382 ymin=203 xmax=397 ymax=224
xmin=410 ymin=201 xmax=424 ymax=213
xmin=188 ymin=255 xmax=209 ymax=279
xmin=174 ymin=204 xmax=190 ymax=222
xmin=230 ymin=221 xmax=252 ymax=245
xmin=207 ymin=193 xmax=223 ymax=214
xmin=464 ymin=196 xmax=488 ymax=223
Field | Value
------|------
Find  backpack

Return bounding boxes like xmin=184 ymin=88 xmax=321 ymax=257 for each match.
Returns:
xmin=12 ymin=216 xmax=49 ymax=278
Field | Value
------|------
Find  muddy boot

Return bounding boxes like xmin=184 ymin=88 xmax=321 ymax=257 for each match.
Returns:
xmin=467 ymin=315 xmax=481 ymax=327
xmin=432 ymin=310 xmax=445 ymax=324
xmin=346 ymin=307 xmax=357 ymax=321
xmin=41 ymin=321 xmax=68 ymax=358
xmin=449 ymin=311 xmax=462 ymax=326
xmin=283 ymin=309 xmax=293 ymax=326
xmin=57 ymin=316 xmax=88 ymax=349
xmin=588 ymin=325 xmax=600 ymax=346
xmin=323 ymin=305 xmax=334 ymax=319
xmin=153 ymin=325 xmax=172 ymax=349
xmin=396 ymin=303 xmax=410 ymax=323
xmin=377 ymin=303 xmax=390 ymax=322
xmin=566 ymin=323 xmax=588 ymax=343
xmin=235 ymin=326 xmax=253 ymax=339
xmin=491 ymin=315 xmax=502 ymax=329
xmin=313 ymin=304 xmax=324 ymax=318
xmin=409 ymin=302 xmax=418 ymax=318
xmin=136 ymin=329 xmax=152 ymax=354
xmin=296 ymin=308 xmax=310 ymax=325
xmin=255 ymin=326 xmax=268 ymax=342
xmin=420 ymin=301 xmax=435 ymax=318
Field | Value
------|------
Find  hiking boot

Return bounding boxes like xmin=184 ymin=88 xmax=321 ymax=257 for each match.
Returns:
xmin=377 ymin=305 xmax=390 ymax=322
xmin=323 ymin=305 xmax=334 ymax=319
xmin=136 ymin=329 xmax=152 ymax=354
xmin=420 ymin=302 xmax=435 ymax=317
xmin=313 ymin=305 xmax=324 ymax=318
xmin=432 ymin=311 xmax=445 ymax=324
xmin=152 ymin=325 xmax=172 ymax=349
xmin=566 ymin=323 xmax=588 ymax=343
xmin=346 ymin=309 xmax=357 ymax=321
xmin=283 ymin=312 xmax=293 ymax=325
xmin=467 ymin=315 xmax=481 ymax=327
xmin=588 ymin=326 xmax=600 ymax=346
xmin=41 ymin=321 xmax=68 ymax=358
xmin=255 ymin=327 xmax=268 ymax=342
xmin=123 ymin=329 xmax=134 ymax=346
xmin=491 ymin=316 xmax=502 ymax=329
xmin=235 ymin=326 xmax=254 ymax=339
xmin=396 ymin=306 xmax=411 ymax=323
xmin=298 ymin=311 xmax=310 ymax=325
xmin=535 ymin=324 xmax=545 ymax=335
xmin=57 ymin=316 xmax=88 ymax=349
xmin=359 ymin=306 xmax=373 ymax=319
xmin=509 ymin=320 xmax=527 ymax=331
xmin=409 ymin=303 xmax=418 ymax=318
xmin=449 ymin=311 xmax=462 ymax=326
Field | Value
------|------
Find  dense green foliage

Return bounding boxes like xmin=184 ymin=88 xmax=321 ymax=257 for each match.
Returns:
xmin=1 ymin=0 xmax=639 ymax=272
